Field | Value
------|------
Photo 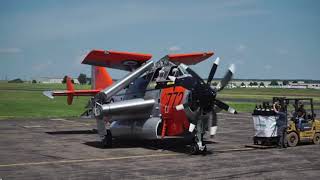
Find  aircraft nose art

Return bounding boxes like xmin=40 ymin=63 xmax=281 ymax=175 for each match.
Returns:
xmin=82 ymin=50 xmax=152 ymax=71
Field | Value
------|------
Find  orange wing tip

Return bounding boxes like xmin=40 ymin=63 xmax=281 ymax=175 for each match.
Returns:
xmin=167 ymin=51 xmax=214 ymax=65
xmin=167 ymin=52 xmax=214 ymax=58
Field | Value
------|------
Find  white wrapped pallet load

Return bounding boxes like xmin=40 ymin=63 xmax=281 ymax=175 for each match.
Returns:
xmin=253 ymin=115 xmax=277 ymax=137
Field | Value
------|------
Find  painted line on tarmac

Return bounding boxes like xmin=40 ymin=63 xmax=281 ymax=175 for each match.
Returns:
xmin=215 ymin=147 xmax=255 ymax=153
xmin=50 ymin=118 xmax=91 ymax=126
xmin=0 ymin=147 xmax=257 ymax=168
xmin=23 ymin=125 xmax=44 ymax=128
xmin=0 ymin=153 xmax=180 ymax=168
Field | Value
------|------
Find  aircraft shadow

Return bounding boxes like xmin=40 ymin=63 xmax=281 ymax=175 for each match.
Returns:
xmin=46 ymin=129 xmax=97 ymax=135
xmin=84 ymin=138 xmax=217 ymax=155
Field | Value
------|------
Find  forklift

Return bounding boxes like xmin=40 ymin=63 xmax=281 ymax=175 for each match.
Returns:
xmin=273 ymin=97 xmax=320 ymax=147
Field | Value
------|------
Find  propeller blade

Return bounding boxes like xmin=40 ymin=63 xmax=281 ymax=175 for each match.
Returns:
xmin=216 ymin=64 xmax=235 ymax=91
xmin=171 ymin=74 xmax=198 ymax=90
xmin=214 ymin=99 xmax=237 ymax=114
xmin=189 ymin=123 xmax=196 ymax=132
xmin=208 ymin=111 xmax=218 ymax=138
xmin=178 ymin=63 xmax=205 ymax=84
xmin=176 ymin=103 xmax=201 ymax=127
xmin=207 ymin=57 xmax=220 ymax=85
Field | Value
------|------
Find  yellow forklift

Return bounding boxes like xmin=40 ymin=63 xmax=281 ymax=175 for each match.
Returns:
xmin=273 ymin=97 xmax=320 ymax=147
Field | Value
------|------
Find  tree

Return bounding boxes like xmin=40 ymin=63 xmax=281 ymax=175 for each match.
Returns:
xmin=62 ymin=76 xmax=68 ymax=84
xmin=269 ymin=80 xmax=279 ymax=86
xmin=78 ymin=73 xmax=87 ymax=85
xmin=292 ymin=80 xmax=298 ymax=83
xmin=249 ymin=82 xmax=254 ymax=86
xmin=253 ymin=82 xmax=258 ymax=86
xmin=283 ymin=80 xmax=289 ymax=86
xmin=259 ymin=82 xmax=265 ymax=87
xmin=32 ymin=80 xmax=37 ymax=84
xmin=212 ymin=82 xmax=218 ymax=86
xmin=241 ymin=82 xmax=245 ymax=86
xmin=62 ymin=76 xmax=74 ymax=84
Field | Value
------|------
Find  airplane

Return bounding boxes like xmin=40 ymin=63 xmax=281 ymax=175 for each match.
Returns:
xmin=43 ymin=50 xmax=237 ymax=154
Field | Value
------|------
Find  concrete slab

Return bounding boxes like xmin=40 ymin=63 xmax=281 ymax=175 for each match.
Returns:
xmin=0 ymin=113 xmax=319 ymax=179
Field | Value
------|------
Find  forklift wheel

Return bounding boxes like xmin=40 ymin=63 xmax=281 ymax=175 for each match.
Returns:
xmin=287 ymin=132 xmax=299 ymax=147
xmin=313 ymin=133 xmax=320 ymax=145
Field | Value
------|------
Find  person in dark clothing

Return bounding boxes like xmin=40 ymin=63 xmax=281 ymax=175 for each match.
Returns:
xmin=273 ymin=102 xmax=287 ymax=148
xmin=296 ymin=103 xmax=306 ymax=130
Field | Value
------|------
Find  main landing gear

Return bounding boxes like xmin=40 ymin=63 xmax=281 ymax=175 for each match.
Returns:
xmin=190 ymin=134 xmax=207 ymax=155
xmin=102 ymin=130 xmax=112 ymax=148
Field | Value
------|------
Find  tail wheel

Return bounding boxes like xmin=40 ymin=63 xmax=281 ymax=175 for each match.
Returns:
xmin=313 ymin=133 xmax=320 ymax=145
xmin=287 ymin=132 xmax=299 ymax=147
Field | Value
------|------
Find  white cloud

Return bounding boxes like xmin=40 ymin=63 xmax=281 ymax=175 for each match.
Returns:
xmin=236 ymin=44 xmax=247 ymax=53
xmin=0 ymin=48 xmax=22 ymax=54
xmin=264 ymin=65 xmax=272 ymax=70
xmin=168 ymin=46 xmax=181 ymax=52
xmin=32 ymin=60 xmax=53 ymax=72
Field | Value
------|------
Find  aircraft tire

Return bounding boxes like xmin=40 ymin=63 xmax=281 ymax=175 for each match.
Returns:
xmin=190 ymin=143 xmax=199 ymax=155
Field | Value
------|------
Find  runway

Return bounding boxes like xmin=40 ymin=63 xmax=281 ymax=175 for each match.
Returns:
xmin=0 ymin=113 xmax=319 ymax=179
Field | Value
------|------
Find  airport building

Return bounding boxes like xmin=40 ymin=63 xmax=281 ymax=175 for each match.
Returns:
xmin=37 ymin=77 xmax=80 ymax=84
xmin=210 ymin=79 xmax=320 ymax=89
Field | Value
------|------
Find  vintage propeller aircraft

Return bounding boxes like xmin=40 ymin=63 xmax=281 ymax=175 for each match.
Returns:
xmin=43 ymin=50 xmax=237 ymax=154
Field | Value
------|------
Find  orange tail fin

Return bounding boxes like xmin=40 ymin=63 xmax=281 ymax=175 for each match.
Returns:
xmin=66 ymin=77 xmax=74 ymax=105
xmin=92 ymin=66 xmax=113 ymax=90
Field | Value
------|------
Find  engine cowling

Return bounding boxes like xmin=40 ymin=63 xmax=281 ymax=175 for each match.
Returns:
xmin=110 ymin=117 xmax=161 ymax=139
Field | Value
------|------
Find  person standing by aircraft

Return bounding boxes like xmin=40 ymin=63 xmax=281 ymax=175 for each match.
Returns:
xmin=273 ymin=102 xmax=287 ymax=148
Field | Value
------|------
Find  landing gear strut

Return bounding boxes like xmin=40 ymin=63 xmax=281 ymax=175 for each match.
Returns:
xmin=190 ymin=119 xmax=207 ymax=155
xmin=102 ymin=130 xmax=112 ymax=148
xmin=190 ymin=134 xmax=207 ymax=155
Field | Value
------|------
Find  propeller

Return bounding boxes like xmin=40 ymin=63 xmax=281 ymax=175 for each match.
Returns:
xmin=173 ymin=58 xmax=237 ymax=136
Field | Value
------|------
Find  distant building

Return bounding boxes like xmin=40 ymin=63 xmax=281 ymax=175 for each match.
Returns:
xmin=209 ymin=79 xmax=320 ymax=90
xmin=38 ymin=77 xmax=79 ymax=84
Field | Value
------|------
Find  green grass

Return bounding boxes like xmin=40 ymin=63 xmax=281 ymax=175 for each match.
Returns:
xmin=0 ymin=82 xmax=90 ymax=91
xmin=218 ymin=88 xmax=320 ymax=103
xmin=0 ymin=83 xmax=319 ymax=119
xmin=225 ymin=102 xmax=257 ymax=113
xmin=0 ymin=83 xmax=90 ymax=119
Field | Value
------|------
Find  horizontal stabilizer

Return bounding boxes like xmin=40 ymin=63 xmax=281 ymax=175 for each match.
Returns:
xmin=43 ymin=91 xmax=54 ymax=99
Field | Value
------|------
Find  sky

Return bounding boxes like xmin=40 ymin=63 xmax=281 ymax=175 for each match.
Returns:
xmin=0 ymin=0 xmax=319 ymax=80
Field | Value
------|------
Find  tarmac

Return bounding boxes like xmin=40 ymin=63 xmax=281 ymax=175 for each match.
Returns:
xmin=0 ymin=113 xmax=319 ymax=180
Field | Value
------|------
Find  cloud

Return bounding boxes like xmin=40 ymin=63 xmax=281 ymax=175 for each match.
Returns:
xmin=168 ymin=46 xmax=181 ymax=52
xmin=0 ymin=48 xmax=22 ymax=54
xmin=236 ymin=44 xmax=247 ymax=53
xmin=32 ymin=60 xmax=53 ymax=72
xmin=264 ymin=64 xmax=272 ymax=70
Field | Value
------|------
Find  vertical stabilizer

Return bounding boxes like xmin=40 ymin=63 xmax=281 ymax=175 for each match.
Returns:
xmin=91 ymin=66 xmax=113 ymax=90
xmin=66 ymin=77 xmax=74 ymax=105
